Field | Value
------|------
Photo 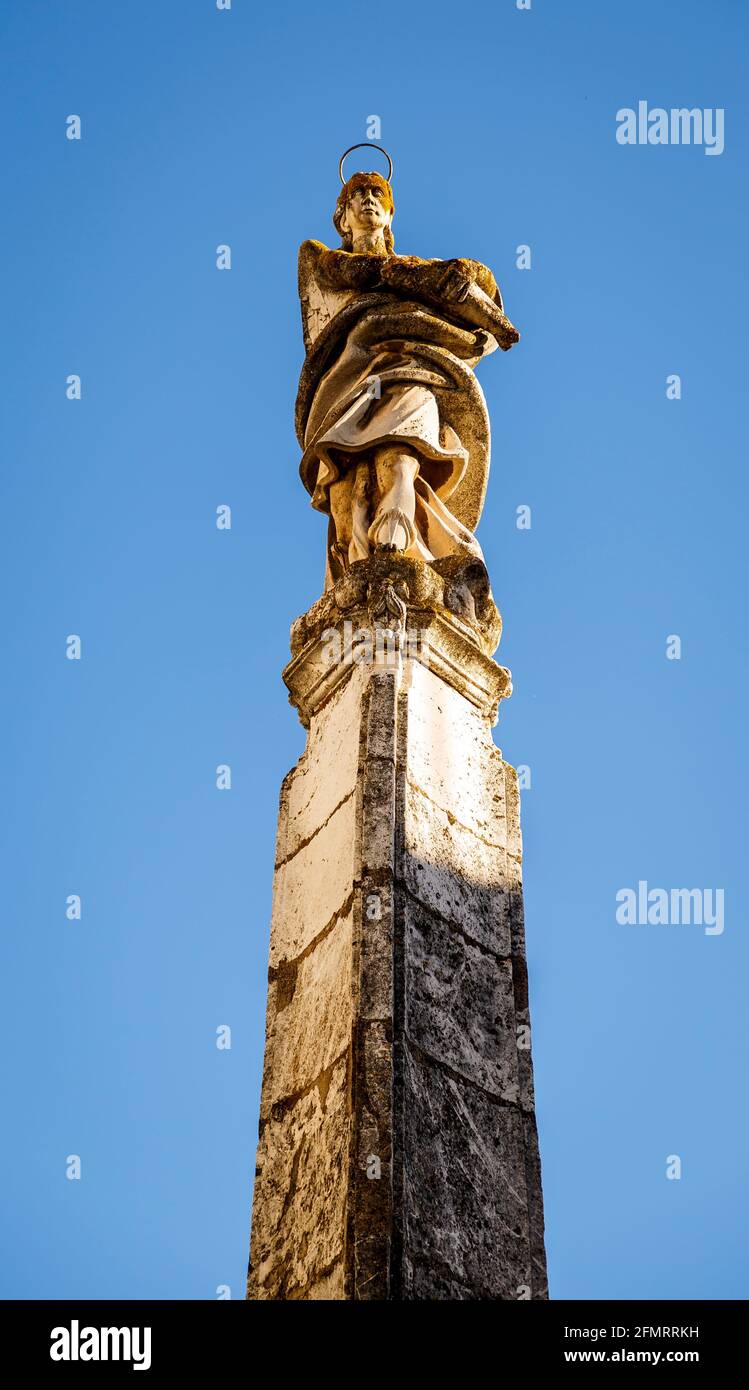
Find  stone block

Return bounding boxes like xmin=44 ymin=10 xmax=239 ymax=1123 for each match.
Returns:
xmin=404 ymin=896 xmax=519 ymax=1103
xmin=267 ymin=911 xmax=353 ymax=1102
xmin=405 ymin=661 xmax=508 ymax=847
xmin=270 ymin=793 xmax=356 ymax=968
xmin=401 ymin=1045 xmax=532 ymax=1300
xmin=279 ymin=671 xmax=365 ymax=862
xmin=248 ymin=1054 xmax=351 ymax=1300
xmin=401 ymin=780 xmax=511 ymax=956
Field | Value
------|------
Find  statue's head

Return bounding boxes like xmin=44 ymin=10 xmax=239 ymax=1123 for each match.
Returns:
xmin=334 ymin=172 xmax=394 ymax=252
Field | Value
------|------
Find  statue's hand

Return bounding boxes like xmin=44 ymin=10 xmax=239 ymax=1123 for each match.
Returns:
xmin=375 ymin=255 xmax=519 ymax=349
xmin=439 ymin=260 xmax=475 ymax=303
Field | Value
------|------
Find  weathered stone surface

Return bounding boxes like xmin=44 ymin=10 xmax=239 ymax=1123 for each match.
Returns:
xmin=402 ymin=1261 xmax=477 ymax=1301
xmin=361 ymin=755 xmax=395 ymax=872
xmin=357 ymin=890 xmax=393 ymax=1022
xmin=284 ymin=553 xmax=511 ymax=726
xmin=248 ymin=1054 xmax=350 ymax=1300
xmin=523 ymin=1113 xmax=549 ymax=1301
xmin=405 ymin=658 xmax=508 ymax=845
xmin=267 ymin=912 xmax=353 ymax=1101
xmin=504 ymin=761 xmax=524 ymax=891
xmin=304 ymin=1263 xmax=346 ymax=1300
xmin=402 ymin=779 xmax=511 ymax=956
xmin=248 ymin=556 xmax=547 ymax=1301
xmin=277 ymin=667 xmax=366 ymax=861
xmin=399 ymin=1046 xmax=532 ymax=1300
xmin=404 ymin=896 xmax=519 ymax=1103
xmin=269 ymin=794 xmax=356 ymax=969
xmin=351 ymin=1018 xmax=394 ymax=1300
xmin=349 ymin=673 xmax=397 ymax=1300
xmin=512 ymin=954 xmax=537 ymax=1116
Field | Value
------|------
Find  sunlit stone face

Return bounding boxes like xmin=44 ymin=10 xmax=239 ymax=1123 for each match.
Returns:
xmin=340 ymin=183 xmax=391 ymax=240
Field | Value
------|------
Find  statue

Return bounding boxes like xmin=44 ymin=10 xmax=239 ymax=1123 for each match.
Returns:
xmin=296 ymin=144 xmax=519 ymax=590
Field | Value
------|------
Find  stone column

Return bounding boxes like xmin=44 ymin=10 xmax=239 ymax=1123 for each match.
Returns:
xmin=247 ymin=555 xmax=548 ymax=1301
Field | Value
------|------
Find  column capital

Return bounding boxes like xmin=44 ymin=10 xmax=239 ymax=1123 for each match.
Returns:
xmin=284 ymin=554 xmax=512 ymax=727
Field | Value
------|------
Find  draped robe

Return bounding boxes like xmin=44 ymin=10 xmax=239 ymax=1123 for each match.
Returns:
xmin=295 ymin=243 xmax=515 ymax=587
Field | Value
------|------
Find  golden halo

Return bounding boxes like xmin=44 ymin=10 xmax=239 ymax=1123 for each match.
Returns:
xmin=338 ymin=143 xmax=394 ymax=185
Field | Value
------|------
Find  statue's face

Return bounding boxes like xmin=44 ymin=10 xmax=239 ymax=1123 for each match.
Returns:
xmin=340 ymin=182 xmax=392 ymax=239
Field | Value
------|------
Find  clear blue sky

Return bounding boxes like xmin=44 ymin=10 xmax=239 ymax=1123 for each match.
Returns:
xmin=1 ymin=0 xmax=746 ymax=1300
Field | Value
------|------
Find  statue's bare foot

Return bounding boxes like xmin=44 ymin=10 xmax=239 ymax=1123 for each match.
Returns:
xmin=368 ymin=508 xmax=415 ymax=552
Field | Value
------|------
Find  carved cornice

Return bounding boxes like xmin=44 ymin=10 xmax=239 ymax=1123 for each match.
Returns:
xmin=283 ymin=555 xmax=511 ymax=728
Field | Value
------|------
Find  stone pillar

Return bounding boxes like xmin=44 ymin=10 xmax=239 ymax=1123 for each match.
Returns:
xmin=247 ymin=555 xmax=548 ymax=1301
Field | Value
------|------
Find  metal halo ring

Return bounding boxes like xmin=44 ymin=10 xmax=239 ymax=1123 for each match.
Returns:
xmin=339 ymin=142 xmax=393 ymax=185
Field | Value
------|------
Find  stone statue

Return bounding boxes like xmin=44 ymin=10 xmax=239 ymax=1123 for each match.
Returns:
xmin=249 ymin=150 xmax=548 ymax=1306
xmin=295 ymin=148 xmax=519 ymax=590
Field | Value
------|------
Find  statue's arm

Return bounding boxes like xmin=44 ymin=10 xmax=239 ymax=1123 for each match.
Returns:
xmin=299 ymin=241 xmax=384 ymax=292
xmin=297 ymin=244 xmax=518 ymax=350
xmin=380 ymin=255 xmax=501 ymax=306
xmin=379 ymin=255 xmax=519 ymax=350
